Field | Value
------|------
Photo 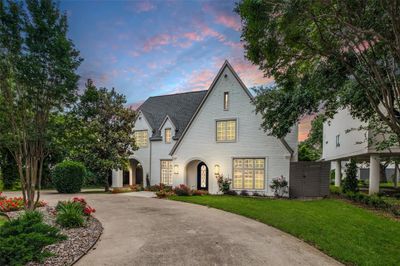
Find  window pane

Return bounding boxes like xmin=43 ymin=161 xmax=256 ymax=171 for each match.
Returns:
xmin=243 ymin=169 xmax=253 ymax=189
xmin=161 ymin=160 xmax=173 ymax=185
xmin=233 ymin=169 xmax=243 ymax=189
xmin=255 ymin=159 xmax=264 ymax=169
xmin=234 ymin=159 xmax=243 ymax=168
xmin=216 ymin=121 xmax=226 ymax=141
xmin=165 ymin=128 xmax=171 ymax=143
xmin=226 ymin=120 xmax=236 ymax=141
xmin=254 ymin=170 xmax=264 ymax=189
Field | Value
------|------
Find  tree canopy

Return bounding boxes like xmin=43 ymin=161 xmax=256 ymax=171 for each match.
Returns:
xmin=0 ymin=0 xmax=81 ymax=209
xmin=236 ymin=0 xmax=400 ymax=147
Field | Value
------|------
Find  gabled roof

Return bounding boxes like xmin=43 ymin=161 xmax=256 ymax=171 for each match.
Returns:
xmin=169 ymin=60 xmax=294 ymax=156
xmin=138 ymin=90 xmax=207 ymax=139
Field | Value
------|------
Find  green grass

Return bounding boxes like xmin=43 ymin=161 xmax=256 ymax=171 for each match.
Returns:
xmin=170 ymin=195 xmax=400 ymax=266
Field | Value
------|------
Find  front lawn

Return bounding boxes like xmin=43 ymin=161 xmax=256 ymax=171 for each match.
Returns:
xmin=170 ymin=195 xmax=400 ymax=266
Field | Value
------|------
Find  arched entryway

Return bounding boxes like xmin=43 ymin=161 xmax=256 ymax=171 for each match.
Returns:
xmin=186 ymin=160 xmax=209 ymax=191
xmin=129 ymin=158 xmax=143 ymax=186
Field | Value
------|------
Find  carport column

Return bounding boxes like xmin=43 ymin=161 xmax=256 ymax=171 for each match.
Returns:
xmin=369 ymin=155 xmax=380 ymax=195
xmin=111 ymin=169 xmax=123 ymax=188
xmin=334 ymin=160 xmax=341 ymax=187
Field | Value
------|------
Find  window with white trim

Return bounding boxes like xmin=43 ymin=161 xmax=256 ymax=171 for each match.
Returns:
xmin=336 ymin=134 xmax=340 ymax=147
xmin=233 ymin=158 xmax=265 ymax=189
xmin=224 ymin=92 xmax=229 ymax=110
xmin=216 ymin=120 xmax=236 ymax=142
xmin=134 ymin=130 xmax=148 ymax=148
xmin=160 ymin=160 xmax=173 ymax=185
xmin=165 ymin=128 xmax=171 ymax=143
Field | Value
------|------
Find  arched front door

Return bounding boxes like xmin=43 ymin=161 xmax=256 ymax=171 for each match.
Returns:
xmin=197 ymin=162 xmax=208 ymax=190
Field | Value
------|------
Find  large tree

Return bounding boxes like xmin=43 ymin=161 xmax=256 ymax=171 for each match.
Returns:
xmin=236 ymin=1 xmax=400 ymax=148
xmin=67 ymin=80 xmax=137 ymax=192
xmin=0 ymin=0 xmax=81 ymax=209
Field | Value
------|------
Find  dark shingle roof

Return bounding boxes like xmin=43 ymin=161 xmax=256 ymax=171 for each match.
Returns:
xmin=138 ymin=90 xmax=207 ymax=139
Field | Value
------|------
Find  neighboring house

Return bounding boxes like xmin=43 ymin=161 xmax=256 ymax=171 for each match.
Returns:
xmin=112 ymin=61 xmax=298 ymax=195
xmin=322 ymin=108 xmax=400 ymax=194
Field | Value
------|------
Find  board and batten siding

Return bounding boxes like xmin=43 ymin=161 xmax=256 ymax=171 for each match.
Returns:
xmin=171 ymin=65 xmax=294 ymax=195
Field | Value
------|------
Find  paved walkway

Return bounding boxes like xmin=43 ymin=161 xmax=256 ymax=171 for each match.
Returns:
xmin=4 ymin=191 xmax=340 ymax=266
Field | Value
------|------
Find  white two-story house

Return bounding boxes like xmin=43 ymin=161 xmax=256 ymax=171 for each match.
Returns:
xmin=111 ymin=61 xmax=298 ymax=195
xmin=322 ymin=108 xmax=400 ymax=194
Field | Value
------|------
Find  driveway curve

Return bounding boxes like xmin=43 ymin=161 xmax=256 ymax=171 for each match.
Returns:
xmin=6 ymin=191 xmax=340 ymax=266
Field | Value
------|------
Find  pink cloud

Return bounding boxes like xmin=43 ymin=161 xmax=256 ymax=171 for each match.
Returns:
xmin=129 ymin=100 xmax=144 ymax=110
xmin=143 ymin=33 xmax=173 ymax=52
xmin=135 ymin=1 xmax=156 ymax=13
xmin=183 ymin=32 xmax=203 ymax=41
xmin=215 ymin=14 xmax=241 ymax=31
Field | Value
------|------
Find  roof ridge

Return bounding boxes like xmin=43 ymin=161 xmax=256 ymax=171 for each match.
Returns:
xmin=147 ymin=90 xmax=207 ymax=99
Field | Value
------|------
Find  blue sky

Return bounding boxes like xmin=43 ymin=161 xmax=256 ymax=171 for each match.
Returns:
xmin=59 ymin=0 xmax=273 ymax=108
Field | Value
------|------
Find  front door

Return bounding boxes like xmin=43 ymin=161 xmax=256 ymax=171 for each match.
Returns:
xmin=197 ymin=162 xmax=208 ymax=190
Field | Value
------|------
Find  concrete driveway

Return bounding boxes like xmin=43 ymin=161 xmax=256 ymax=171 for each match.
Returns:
xmin=5 ymin=191 xmax=340 ymax=266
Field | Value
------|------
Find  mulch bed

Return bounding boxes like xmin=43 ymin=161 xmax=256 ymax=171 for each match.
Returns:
xmin=7 ymin=206 xmax=103 ymax=266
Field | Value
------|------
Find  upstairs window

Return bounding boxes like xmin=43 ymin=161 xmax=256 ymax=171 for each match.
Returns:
xmin=134 ymin=130 xmax=148 ymax=148
xmin=224 ymin=92 xmax=229 ymax=110
xmin=336 ymin=134 xmax=340 ymax=147
xmin=165 ymin=128 xmax=172 ymax=143
xmin=216 ymin=120 xmax=236 ymax=142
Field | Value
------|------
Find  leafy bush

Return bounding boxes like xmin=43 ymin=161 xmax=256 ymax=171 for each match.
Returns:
xmin=217 ymin=175 xmax=231 ymax=193
xmin=111 ymin=187 xmax=132 ymax=193
xmin=174 ymin=184 xmax=191 ymax=196
xmin=252 ymin=192 xmax=261 ymax=197
xmin=155 ymin=190 xmax=174 ymax=198
xmin=191 ymin=189 xmax=208 ymax=196
xmin=342 ymin=159 xmax=359 ymax=193
xmin=270 ymin=176 xmax=288 ymax=197
xmin=240 ymin=190 xmax=249 ymax=196
xmin=0 ymin=211 xmax=66 ymax=265
xmin=224 ymin=190 xmax=238 ymax=196
xmin=52 ymin=161 xmax=86 ymax=193
xmin=329 ymin=186 xmax=342 ymax=195
xmin=56 ymin=201 xmax=85 ymax=228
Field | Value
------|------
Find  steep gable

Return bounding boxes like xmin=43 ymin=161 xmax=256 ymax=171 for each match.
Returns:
xmin=170 ymin=60 xmax=293 ymax=156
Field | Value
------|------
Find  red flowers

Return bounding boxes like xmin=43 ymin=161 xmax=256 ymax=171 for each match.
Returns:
xmin=72 ymin=197 xmax=95 ymax=216
xmin=0 ymin=195 xmax=46 ymax=212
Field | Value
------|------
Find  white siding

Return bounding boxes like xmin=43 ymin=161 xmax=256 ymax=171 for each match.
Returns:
xmin=131 ymin=112 xmax=151 ymax=179
xmin=172 ymin=66 xmax=292 ymax=195
xmin=150 ymin=118 xmax=176 ymax=184
xmin=322 ymin=108 xmax=369 ymax=161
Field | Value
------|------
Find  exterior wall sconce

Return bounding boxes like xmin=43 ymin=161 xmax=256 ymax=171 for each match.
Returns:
xmin=214 ymin=164 xmax=220 ymax=176
xmin=174 ymin=165 xmax=179 ymax=175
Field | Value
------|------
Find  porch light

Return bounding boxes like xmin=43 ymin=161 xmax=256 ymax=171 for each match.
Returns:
xmin=174 ymin=165 xmax=179 ymax=175
xmin=214 ymin=164 xmax=220 ymax=176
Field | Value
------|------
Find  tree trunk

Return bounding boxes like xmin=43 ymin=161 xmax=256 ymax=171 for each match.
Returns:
xmin=395 ymin=162 xmax=399 ymax=188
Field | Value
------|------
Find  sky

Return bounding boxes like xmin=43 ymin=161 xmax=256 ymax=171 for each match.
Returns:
xmin=59 ymin=0 xmax=310 ymax=140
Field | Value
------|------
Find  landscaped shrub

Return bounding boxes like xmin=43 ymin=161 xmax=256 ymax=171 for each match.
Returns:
xmin=252 ymin=192 xmax=261 ymax=197
xmin=0 ymin=211 xmax=66 ymax=265
xmin=52 ymin=161 xmax=86 ymax=193
xmin=174 ymin=184 xmax=191 ymax=196
xmin=146 ymin=184 xmax=161 ymax=192
xmin=56 ymin=201 xmax=85 ymax=228
xmin=342 ymin=159 xmax=359 ymax=193
xmin=329 ymin=186 xmax=342 ymax=195
xmin=270 ymin=176 xmax=288 ymax=197
xmin=217 ymin=175 xmax=231 ymax=193
xmin=240 ymin=190 xmax=249 ymax=196
xmin=155 ymin=190 xmax=174 ymax=198
xmin=224 ymin=190 xmax=238 ymax=196
xmin=191 ymin=189 xmax=208 ymax=196
xmin=111 ymin=187 xmax=132 ymax=193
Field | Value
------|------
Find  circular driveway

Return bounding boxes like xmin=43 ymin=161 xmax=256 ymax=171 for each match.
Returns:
xmin=5 ymin=191 xmax=340 ymax=266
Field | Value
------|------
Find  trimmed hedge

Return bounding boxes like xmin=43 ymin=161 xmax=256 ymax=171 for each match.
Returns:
xmin=52 ymin=161 xmax=86 ymax=193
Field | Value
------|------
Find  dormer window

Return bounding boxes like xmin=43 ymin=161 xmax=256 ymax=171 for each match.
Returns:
xmin=224 ymin=92 xmax=229 ymax=110
xmin=165 ymin=128 xmax=171 ymax=143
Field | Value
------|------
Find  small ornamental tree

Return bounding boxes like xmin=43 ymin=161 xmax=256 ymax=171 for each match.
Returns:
xmin=342 ymin=159 xmax=359 ymax=193
xmin=52 ymin=161 xmax=86 ymax=193
xmin=217 ymin=175 xmax=231 ymax=194
xmin=270 ymin=176 xmax=288 ymax=197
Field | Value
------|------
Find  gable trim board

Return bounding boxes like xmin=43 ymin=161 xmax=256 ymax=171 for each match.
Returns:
xmin=170 ymin=60 xmax=293 ymax=157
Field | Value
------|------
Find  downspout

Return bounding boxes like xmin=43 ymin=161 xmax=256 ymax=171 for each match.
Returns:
xmin=149 ymin=140 xmax=152 ymax=186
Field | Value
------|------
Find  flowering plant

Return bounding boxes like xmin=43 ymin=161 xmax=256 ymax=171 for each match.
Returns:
xmin=270 ymin=175 xmax=288 ymax=197
xmin=73 ymin=197 xmax=95 ymax=216
xmin=0 ymin=195 xmax=46 ymax=212
xmin=216 ymin=175 xmax=232 ymax=193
